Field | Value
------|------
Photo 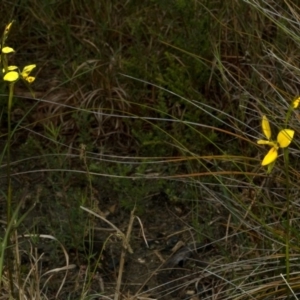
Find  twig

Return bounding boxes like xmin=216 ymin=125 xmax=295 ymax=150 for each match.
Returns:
xmin=114 ymin=208 xmax=135 ymax=300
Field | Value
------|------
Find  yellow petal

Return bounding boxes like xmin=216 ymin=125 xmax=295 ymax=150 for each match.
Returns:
xmin=21 ymin=64 xmax=36 ymax=78
xmin=3 ymin=71 xmax=19 ymax=82
xmin=257 ymin=140 xmax=276 ymax=146
xmin=4 ymin=22 xmax=13 ymax=33
xmin=2 ymin=46 xmax=15 ymax=54
xmin=262 ymin=147 xmax=278 ymax=166
xmin=8 ymin=65 xmax=18 ymax=70
xmin=292 ymin=97 xmax=300 ymax=109
xmin=262 ymin=115 xmax=271 ymax=140
xmin=277 ymin=129 xmax=294 ymax=148
xmin=2 ymin=66 xmax=18 ymax=73
xmin=25 ymin=76 xmax=35 ymax=83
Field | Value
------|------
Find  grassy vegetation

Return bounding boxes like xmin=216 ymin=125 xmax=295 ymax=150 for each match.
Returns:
xmin=1 ymin=0 xmax=300 ymax=299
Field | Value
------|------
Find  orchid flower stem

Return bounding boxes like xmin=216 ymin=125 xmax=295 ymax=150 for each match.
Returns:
xmin=6 ymin=82 xmax=15 ymax=296
xmin=283 ymin=147 xmax=290 ymax=281
xmin=7 ymin=82 xmax=14 ymax=224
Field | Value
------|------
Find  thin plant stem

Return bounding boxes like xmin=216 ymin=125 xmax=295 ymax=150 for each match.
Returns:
xmin=283 ymin=147 xmax=290 ymax=282
xmin=6 ymin=82 xmax=14 ymax=225
xmin=6 ymin=81 xmax=15 ymax=297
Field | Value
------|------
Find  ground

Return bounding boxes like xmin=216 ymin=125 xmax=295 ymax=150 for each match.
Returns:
xmin=0 ymin=161 xmax=226 ymax=299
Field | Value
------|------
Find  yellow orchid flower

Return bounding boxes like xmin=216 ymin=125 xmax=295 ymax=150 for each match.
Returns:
xmin=21 ymin=64 xmax=36 ymax=83
xmin=292 ymin=97 xmax=300 ymax=109
xmin=257 ymin=115 xmax=294 ymax=166
xmin=2 ymin=64 xmax=36 ymax=84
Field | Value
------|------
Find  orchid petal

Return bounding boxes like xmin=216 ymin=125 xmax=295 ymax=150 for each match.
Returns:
xmin=262 ymin=115 xmax=271 ymax=140
xmin=25 ymin=76 xmax=35 ymax=83
xmin=21 ymin=64 xmax=36 ymax=78
xmin=261 ymin=147 xmax=278 ymax=166
xmin=257 ymin=140 xmax=276 ymax=146
xmin=7 ymin=65 xmax=18 ymax=71
xmin=3 ymin=71 xmax=19 ymax=82
xmin=277 ymin=129 xmax=294 ymax=148
xmin=2 ymin=46 xmax=15 ymax=54
xmin=4 ymin=22 xmax=13 ymax=34
xmin=2 ymin=66 xmax=18 ymax=73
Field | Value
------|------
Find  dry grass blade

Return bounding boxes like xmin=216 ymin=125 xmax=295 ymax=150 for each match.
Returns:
xmin=114 ymin=208 xmax=135 ymax=300
xmin=21 ymin=234 xmax=71 ymax=299
xmin=80 ymin=205 xmax=133 ymax=253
